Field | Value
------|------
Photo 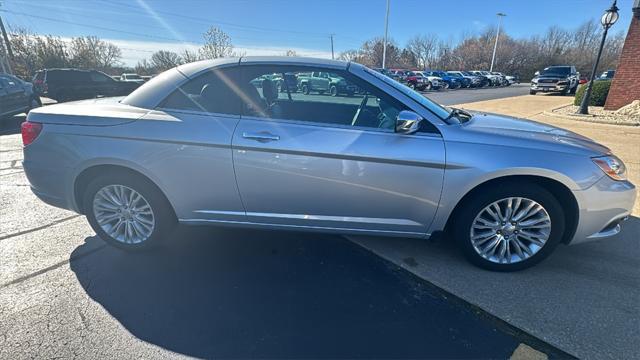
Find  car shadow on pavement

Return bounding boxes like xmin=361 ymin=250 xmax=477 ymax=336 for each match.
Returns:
xmin=69 ymin=225 xmax=523 ymax=359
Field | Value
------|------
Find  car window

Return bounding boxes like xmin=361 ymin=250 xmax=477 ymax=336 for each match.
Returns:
xmin=160 ymin=66 xmax=242 ymax=116
xmin=241 ymin=65 xmax=409 ymax=131
xmin=90 ymin=72 xmax=112 ymax=82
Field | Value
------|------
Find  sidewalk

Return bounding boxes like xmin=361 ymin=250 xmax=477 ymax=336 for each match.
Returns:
xmin=348 ymin=94 xmax=640 ymax=360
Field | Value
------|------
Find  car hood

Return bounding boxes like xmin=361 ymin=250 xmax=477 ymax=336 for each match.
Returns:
xmin=460 ymin=112 xmax=610 ymax=156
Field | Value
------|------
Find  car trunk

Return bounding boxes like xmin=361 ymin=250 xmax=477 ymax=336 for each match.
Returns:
xmin=26 ymin=97 xmax=149 ymax=126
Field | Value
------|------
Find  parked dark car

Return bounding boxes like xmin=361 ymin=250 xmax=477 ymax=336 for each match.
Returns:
xmin=373 ymin=68 xmax=401 ymax=82
xmin=530 ymin=66 xmax=579 ymax=95
xmin=0 ymin=74 xmax=41 ymax=119
xmin=32 ymin=69 xmax=141 ymax=103
xmin=446 ymin=71 xmax=472 ymax=88
xmin=464 ymin=71 xmax=490 ymax=87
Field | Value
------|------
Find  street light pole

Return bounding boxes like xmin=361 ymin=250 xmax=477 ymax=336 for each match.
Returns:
xmin=578 ymin=0 xmax=619 ymax=115
xmin=382 ymin=0 xmax=390 ymax=69
xmin=330 ymin=34 xmax=335 ymax=60
xmin=489 ymin=13 xmax=506 ymax=72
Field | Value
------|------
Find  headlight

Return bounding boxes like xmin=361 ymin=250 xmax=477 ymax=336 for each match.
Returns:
xmin=592 ymin=155 xmax=627 ymax=181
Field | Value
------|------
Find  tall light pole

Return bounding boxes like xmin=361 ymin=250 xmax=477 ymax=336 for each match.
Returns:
xmin=578 ymin=0 xmax=619 ymax=115
xmin=382 ymin=0 xmax=390 ymax=69
xmin=489 ymin=12 xmax=506 ymax=72
xmin=330 ymin=34 xmax=335 ymax=60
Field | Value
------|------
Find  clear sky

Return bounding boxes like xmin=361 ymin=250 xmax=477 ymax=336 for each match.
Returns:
xmin=0 ymin=0 xmax=635 ymax=66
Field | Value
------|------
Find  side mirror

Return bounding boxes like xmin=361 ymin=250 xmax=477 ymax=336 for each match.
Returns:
xmin=534 ymin=71 xmax=540 ymax=76
xmin=395 ymin=110 xmax=423 ymax=135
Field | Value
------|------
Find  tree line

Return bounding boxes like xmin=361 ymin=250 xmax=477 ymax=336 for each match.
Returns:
xmin=339 ymin=19 xmax=625 ymax=79
xmin=5 ymin=19 xmax=625 ymax=81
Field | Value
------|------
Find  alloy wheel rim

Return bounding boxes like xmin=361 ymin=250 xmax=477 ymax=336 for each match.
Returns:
xmin=470 ymin=197 xmax=551 ymax=264
xmin=92 ymin=184 xmax=155 ymax=244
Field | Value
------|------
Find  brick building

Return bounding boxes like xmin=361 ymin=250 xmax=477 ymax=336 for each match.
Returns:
xmin=605 ymin=0 xmax=640 ymax=110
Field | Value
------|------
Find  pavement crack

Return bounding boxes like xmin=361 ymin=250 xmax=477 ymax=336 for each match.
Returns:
xmin=0 ymin=170 xmax=25 ymax=177
xmin=0 ymin=215 xmax=82 ymax=242
xmin=0 ymin=244 xmax=106 ymax=289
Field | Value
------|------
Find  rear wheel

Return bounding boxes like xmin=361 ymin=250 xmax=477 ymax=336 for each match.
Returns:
xmin=452 ymin=182 xmax=564 ymax=271
xmin=302 ymin=84 xmax=310 ymax=95
xmin=529 ymin=90 xmax=537 ymax=95
xmin=425 ymin=82 xmax=432 ymax=91
xmin=330 ymin=85 xmax=338 ymax=96
xmin=83 ymin=173 xmax=176 ymax=251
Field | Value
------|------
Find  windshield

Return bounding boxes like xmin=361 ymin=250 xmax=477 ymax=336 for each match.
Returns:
xmin=448 ymin=72 xmax=461 ymax=77
xmin=540 ymin=67 xmax=570 ymax=76
xmin=365 ymin=67 xmax=451 ymax=119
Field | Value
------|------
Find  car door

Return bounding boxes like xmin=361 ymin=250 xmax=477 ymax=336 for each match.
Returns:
xmin=232 ymin=64 xmax=445 ymax=236
xmin=0 ymin=78 xmax=10 ymax=115
xmin=2 ymin=77 xmax=25 ymax=114
xmin=152 ymin=66 xmax=247 ymax=224
xmin=89 ymin=71 xmax=117 ymax=97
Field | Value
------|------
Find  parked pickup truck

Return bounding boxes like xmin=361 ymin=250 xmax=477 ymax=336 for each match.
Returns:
xmin=298 ymin=72 xmax=356 ymax=96
xmin=530 ymin=66 xmax=579 ymax=95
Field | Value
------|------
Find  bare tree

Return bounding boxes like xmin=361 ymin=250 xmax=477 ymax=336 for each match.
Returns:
xmin=150 ymin=50 xmax=182 ymax=71
xmin=134 ymin=59 xmax=155 ymax=75
xmin=337 ymin=49 xmax=358 ymax=62
xmin=406 ymin=34 xmax=438 ymax=69
xmin=199 ymin=26 xmax=234 ymax=59
xmin=69 ymin=36 xmax=122 ymax=69
xmin=181 ymin=49 xmax=202 ymax=64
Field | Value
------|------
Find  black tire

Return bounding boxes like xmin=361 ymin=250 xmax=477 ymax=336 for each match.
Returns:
xmin=425 ymin=82 xmax=432 ymax=91
xmin=452 ymin=182 xmax=565 ymax=271
xmin=83 ymin=172 xmax=176 ymax=251
xmin=301 ymin=84 xmax=310 ymax=95
xmin=330 ymin=85 xmax=338 ymax=96
xmin=529 ymin=90 xmax=537 ymax=95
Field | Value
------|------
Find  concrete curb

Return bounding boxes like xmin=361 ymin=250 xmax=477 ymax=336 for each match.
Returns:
xmin=542 ymin=105 xmax=639 ymax=127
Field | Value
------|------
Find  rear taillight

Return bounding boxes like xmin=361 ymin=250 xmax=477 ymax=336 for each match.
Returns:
xmin=21 ymin=121 xmax=43 ymax=146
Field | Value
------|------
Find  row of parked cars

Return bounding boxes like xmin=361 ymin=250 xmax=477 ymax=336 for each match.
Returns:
xmin=374 ymin=68 xmax=519 ymax=91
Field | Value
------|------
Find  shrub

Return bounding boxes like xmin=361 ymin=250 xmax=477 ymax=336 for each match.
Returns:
xmin=574 ymin=80 xmax=611 ymax=106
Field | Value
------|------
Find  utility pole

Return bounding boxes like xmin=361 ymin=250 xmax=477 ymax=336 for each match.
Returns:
xmin=382 ymin=0 xmax=390 ymax=69
xmin=489 ymin=12 xmax=506 ymax=72
xmin=0 ymin=5 xmax=13 ymax=74
xmin=330 ymin=34 xmax=335 ymax=60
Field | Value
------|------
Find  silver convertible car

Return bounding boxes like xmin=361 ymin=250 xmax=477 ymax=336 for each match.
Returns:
xmin=22 ymin=57 xmax=635 ymax=271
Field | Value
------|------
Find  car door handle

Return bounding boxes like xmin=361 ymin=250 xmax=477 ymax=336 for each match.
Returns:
xmin=242 ymin=132 xmax=280 ymax=142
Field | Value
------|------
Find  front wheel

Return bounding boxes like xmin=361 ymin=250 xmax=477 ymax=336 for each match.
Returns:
xmin=83 ymin=173 xmax=176 ymax=251
xmin=301 ymin=84 xmax=310 ymax=95
xmin=452 ymin=182 xmax=565 ymax=271
xmin=529 ymin=90 xmax=537 ymax=95
xmin=330 ymin=85 xmax=338 ymax=96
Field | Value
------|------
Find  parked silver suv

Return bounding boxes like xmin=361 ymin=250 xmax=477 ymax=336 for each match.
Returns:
xmin=22 ymin=57 xmax=636 ymax=271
